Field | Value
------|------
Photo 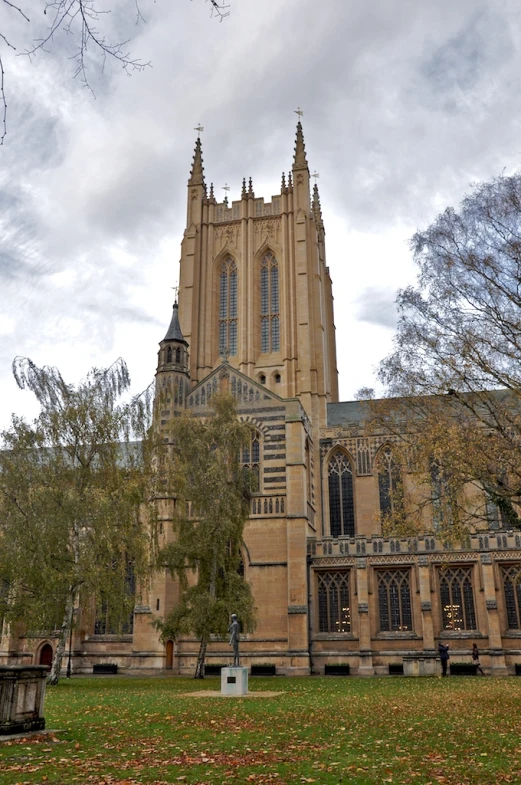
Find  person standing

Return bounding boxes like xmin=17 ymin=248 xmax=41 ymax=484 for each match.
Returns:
xmin=439 ymin=641 xmax=450 ymax=676
xmin=472 ymin=643 xmax=484 ymax=675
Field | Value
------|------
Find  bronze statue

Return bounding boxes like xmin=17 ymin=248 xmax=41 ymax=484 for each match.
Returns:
xmin=228 ymin=614 xmax=240 ymax=666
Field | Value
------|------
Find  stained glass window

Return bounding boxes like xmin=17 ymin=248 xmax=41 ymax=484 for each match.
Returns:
xmin=328 ymin=451 xmax=355 ymax=537
xmin=377 ymin=569 xmax=412 ymax=631
xmin=260 ymin=251 xmax=280 ymax=353
xmin=502 ymin=565 xmax=521 ymax=629
xmin=219 ymin=257 xmax=238 ymax=356
xmin=439 ymin=567 xmax=477 ymax=631
xmin=317 ymin=571 xmax=351 ymax=633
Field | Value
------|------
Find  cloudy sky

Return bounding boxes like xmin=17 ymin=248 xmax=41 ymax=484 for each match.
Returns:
xmin=1 ymin=0 xmax=520 ymax=427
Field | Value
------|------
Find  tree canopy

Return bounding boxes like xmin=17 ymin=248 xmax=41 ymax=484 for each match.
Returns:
xmin=374 ymin=172 xmax=521 ymax=536
xmin=0 ymin=357 xmax=155 ymax=683
xmin=155 ymin=392 xmax=256 ymax=678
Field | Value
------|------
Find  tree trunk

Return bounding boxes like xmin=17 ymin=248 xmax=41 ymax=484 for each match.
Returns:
xmin=194 ymin=636 xmax=208 ymax=679
xmin=48 ymin=591 xmax=75 ymax=686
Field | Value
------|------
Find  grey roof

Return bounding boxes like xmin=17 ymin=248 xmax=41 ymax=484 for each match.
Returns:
xmin=327 ymin=400 xmax=370 ymax=427
xmin=162 ymin=303 xmax=188 ymax=344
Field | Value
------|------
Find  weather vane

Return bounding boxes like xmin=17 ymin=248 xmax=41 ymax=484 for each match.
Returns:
xmin=171 ymin=285 xmax=179 ymax=303
xmin=194 ymin=124 xmax=204 ymax=137
xmin=294 ymin=107 xmax=304 ymax=119
xmin=312 ymin=171 xmax=320 ymax=181
xmin=222 ymin=183 xmax=231 ymax=194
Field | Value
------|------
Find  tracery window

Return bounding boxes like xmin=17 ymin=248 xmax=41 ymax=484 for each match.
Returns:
xmin=328 ymin=451 xmax=355 ymax=537
xmin=219 ymin=257 xmax=238 ymax=356
xmin=241 ymin=429 xmax=261 ymax=490
xmin=439 ymin=567 xmax=477 ymax=631
xmin=377 ymin=446 xmax=402 ymax=518
xmin=502 ymin=565 xmax=521 ymax=629
xmin=485 ymin=495 xmax=502 ymax=529
xmin=317 ymin=571 xmax=351 ymax=633
xmin=94 ymin=566 xmax=135 ymax=635
xmin=260 ymin=251 xmax=280 ymax=353
xmin=377 ymin=569 xmax=412 ymax=632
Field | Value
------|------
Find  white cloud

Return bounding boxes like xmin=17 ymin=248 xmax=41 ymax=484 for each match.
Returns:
xmin=1 ymin=0 xmax=521 ymax=424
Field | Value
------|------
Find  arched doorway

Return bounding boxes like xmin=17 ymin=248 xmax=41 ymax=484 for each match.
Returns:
xmin=165 ymin=640 xmax=174 ymax=670
xmin=39 ymin=643 xmax=53 ymax=667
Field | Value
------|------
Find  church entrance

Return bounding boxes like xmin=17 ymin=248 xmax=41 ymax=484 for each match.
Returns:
xmin=39 ymin=643 xmax=53 ymax=667
xmin=165 ymin=640 xmax=174 ymax=670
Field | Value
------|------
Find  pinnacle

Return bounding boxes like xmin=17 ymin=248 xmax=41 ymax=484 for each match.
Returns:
xmin=241 ymin=177 xmax=247 ymax=198
xmin=163 ymin=302 xmax=188 ymax=344
xmin=188 ymin=136 xmax=205 ymax=186
xmin=293 ymin=120 xmax=308 ymax=170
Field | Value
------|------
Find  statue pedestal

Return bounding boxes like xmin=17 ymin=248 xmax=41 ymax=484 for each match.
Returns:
xmin=221 ymin=666 xmax=248 ymax=696
xmin=0 ymin=666 xmax=49 ymax=735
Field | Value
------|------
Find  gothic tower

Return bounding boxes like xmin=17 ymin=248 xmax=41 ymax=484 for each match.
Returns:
xmin=154 ymin=301 xmax=190 ymax=437
xmin=177 ymin=123 xmax=339 ymax=433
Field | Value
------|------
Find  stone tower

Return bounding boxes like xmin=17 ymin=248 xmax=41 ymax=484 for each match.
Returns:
xmin=177 ymin=123 xmax=339 ymax=432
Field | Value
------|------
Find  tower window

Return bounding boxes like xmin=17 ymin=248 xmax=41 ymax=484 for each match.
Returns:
xmin=259 ymin=374 xmax=266 ymax=385
xmin=328 ymin=451 xmax=355 ymax=537
xmin=274 ymin=373 xmax=281 ymax=383
xmin=377 ymin=446 xmax=402 ymax=519
xmin=260 ymin=251 xmax=280 ymax=353
xmin=175 ymin=347 xmax=181 ymax=364
xmin=166 ymin=346 xmax=172 ymax=363
xmin=219 ymin=257 xmax=238 ymax=357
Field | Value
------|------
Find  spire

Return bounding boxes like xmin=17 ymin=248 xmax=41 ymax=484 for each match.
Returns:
xmin=241 ymin=177 xmax=247 ymax=198
xmin=293 ymin=121 xmax=308 ymax=170
xmin=163 ymin=302 xmax=188 ymax=345
xmin=188 ymin=136 xmax=205 ymax=186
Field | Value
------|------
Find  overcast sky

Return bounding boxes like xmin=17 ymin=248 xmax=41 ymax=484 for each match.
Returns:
xmin=1 ymin=0 xmax=520 ymax=428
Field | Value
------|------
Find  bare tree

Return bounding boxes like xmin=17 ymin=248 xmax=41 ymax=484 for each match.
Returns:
xmin=0 ymin=0 xmax=230 ymax=145
xmin=372 ymin=172 xmax=521 ymax=537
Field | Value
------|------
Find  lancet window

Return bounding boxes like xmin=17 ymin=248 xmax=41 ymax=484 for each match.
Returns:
xmin=377 ymin=569 xmax=412 ymax=632
xmin=502 ymin=565 xmax=521 ymax=629
xmin=439 ymin=567 xmax=477 ymax=631
xmin=328 ymin=451 xmax=355 ymax=537
xmin=219 ymin=257 xmax=238 ymax=356
xmin=241 ymin=429 xmax=261 ymax=490
xmin=377 ymin=446 xmax=402 ymax=518
xmin=317 ymin=571 xmax=351 ymax=633
xmin=260 ymin=251 xmax=280 ymax=353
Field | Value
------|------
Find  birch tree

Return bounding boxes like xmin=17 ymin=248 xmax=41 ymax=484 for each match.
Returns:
xmin=373 ymin=171 xmax=521 ymax=536
xmin=155 ymin=393 xmax=256 ymax=678
xmin=0 ymin=357 xmax=154 ymax=684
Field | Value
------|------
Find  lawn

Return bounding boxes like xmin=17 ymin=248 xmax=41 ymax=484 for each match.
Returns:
xmin=1 ymin=675 xmax=520 ymax=784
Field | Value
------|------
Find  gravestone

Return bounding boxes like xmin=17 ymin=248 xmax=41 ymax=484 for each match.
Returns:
xmin=0 ymin=665 xmax=49 ymax=735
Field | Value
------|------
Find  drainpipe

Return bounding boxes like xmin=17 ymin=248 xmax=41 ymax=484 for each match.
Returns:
xmin=306 ymin=554 xmax=314 ymax=674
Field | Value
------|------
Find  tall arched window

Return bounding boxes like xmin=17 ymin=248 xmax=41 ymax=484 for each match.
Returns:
xmin=219 ymin=257 xmax=237 ymax=356
xmin=439 ymin=567 xmax=476 ymax=631
xmin=241 ymin=429 xmax=261 ymax=491
xmin=260 ymin=251 xmax=279 ymax=353
xmin=377 ymin=446 xmax=402 ymax=518
xmin=328 ymin=451 xmax=355 ymax=537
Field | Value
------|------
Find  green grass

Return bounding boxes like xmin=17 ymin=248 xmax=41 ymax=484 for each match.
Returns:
xmin=1 ymin=675 xmax=521 ymax=784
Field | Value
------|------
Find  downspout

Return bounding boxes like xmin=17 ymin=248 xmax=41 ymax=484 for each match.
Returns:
xmin=306 ymin=553 xmax=314 ymax=674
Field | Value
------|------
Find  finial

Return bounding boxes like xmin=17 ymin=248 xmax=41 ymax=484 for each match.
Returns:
xmin=248 ymin=177 xmax=254 ymax=198
xmin=188 ymin=135 xmax=205 ymax=186
xmin=281 ymin=172 xmax=286 ymax=191
xmin=288 ymin=171 xmax=293 ymax=188
xmin=241 ymin=177 xmax=247 ymax=198
xmin=209 ymin=182 xmax=215 ymax=202
xmin=293 ymin=120 xmax=308 ymax=170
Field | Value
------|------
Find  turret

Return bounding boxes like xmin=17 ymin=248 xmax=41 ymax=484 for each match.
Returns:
xmin=155 ymin=302 xmax=190 ymax=428
xmin=186 ymin=135 xmax=206 ymax=227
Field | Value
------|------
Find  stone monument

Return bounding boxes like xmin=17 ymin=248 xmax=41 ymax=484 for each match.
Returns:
xmin=0 ymin=665 xmax=50 ymax=735
xmin=221 ymin=614 xmax=248 ymax=695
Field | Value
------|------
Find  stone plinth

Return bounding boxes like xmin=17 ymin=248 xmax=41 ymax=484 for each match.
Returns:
xmin=0 ymin=666 xmax=49 ymax=735
xmin=221 ymin=666 xmax=248 ymax=696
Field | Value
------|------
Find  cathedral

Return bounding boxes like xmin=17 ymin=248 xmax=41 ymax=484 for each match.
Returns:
xmin=4 ymin=125 xmax=521 ymax=676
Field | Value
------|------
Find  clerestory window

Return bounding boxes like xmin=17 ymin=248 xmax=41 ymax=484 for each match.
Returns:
xmin=328 ymin=451 xmax=355 ymax=537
